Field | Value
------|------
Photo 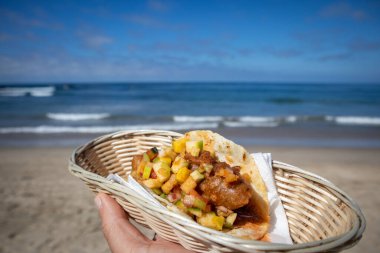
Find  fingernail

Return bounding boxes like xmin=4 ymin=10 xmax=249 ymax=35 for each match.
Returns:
xmin=95 ymin=195 xmax=102 ymax=209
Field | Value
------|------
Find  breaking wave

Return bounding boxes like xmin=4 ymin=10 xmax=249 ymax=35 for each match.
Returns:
xmin=47 ymin=113 xmax=110 ymax=121
xmin=0 ymin=86 xmax=55 ymax=97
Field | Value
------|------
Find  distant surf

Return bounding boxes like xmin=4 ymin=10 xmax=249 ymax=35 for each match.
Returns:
xmin=2 ymin=115 xmax=380 ymax=134
xmin=0 ymin=86 xmax=55 ymax=97
xmin=0 ymin=123 xmax=219 ymax=134
xmin=328 ymin=116 xmax=380 ymax=126
xmin=173 ymin=115 xmax=380 ymax=126
xmin=47 ymin=113 xmax=110 ymax=121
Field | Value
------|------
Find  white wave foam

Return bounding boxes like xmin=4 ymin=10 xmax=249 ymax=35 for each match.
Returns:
xmin=173 ymin=116 xmax=223 ymax=122
xmin=284 ymin=116 xmax=298 ymax=123
xmin=0 ymin=86 xmax=55 ymax=97
xmin=0 ymin=123 xmax=218 ymax=134
xmin=47 ymin=113 xmax=110 ymax=121
xmin=238 ymin=116 xmax=277 ymax=123
xmin=223 ymin=121 xmax=278 ymax=127
xmin=333 ymin=116 xmax=380 ymax=126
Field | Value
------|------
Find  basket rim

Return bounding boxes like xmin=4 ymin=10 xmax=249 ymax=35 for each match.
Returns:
xmin=68 ymin=129 xmax=366 ymax=251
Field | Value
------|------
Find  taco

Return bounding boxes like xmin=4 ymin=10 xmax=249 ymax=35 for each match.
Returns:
xmin=131 ymin=130 xmax=270 ymax=240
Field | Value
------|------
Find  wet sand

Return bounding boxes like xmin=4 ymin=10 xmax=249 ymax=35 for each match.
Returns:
xmin=0 ymin=146 xmax=379 ymax=253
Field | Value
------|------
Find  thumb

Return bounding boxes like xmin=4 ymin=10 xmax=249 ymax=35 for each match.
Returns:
xmin=95 ymin=193 xmax=149 ymax=253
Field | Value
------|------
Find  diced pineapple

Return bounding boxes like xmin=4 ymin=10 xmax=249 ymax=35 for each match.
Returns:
xmin=161 ymin=174 xmax=178 ymax=194
xmin=159 ymin=156 xmax=172 ymax=165
xmin=154 ymin=156 xmax=172 ymax=165
xmin=190 ymin=170 xmax=205 ymax=182
xmin=180 ymin=176 xmax=197 ymax=194
xmin=171 ymin=156 xmax=188 ymax=173
xmin=161 ymin=147 xmax=178 ymax=160
xmin=172 ymin=137 xmax=187 ymax=153
xmin=224 ymin=213 xmax=237 ymax=228
xmin=197 ymin=213 xmax=225 ymax=231
xmin=143 ymin=179 xmax=162 ymax=188
xmin=185 ymin=140 xmax=203 ymax=157
xmin=188 ymin=208 xmax=203 ymax=217
xmin=153 ymin=162 xmax=171 ymax=183
xmin=176 ymin=167 xmax=191 ymax=183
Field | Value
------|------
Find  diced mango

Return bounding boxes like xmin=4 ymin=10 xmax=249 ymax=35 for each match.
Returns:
xmin=171 ymin=156 xmax=188 ymax=173
xmin=153 ymin=156 xmax=172 ymax=165
xmin=172 ymin=138 xmax=187 ymax=153
xmin=197 ymin=213 xmax=225 ymax=231
xmin=159 ymin=156 xmax=172 ymax=165
xmin=161 ymin=174 xmax=178 ymax=194
xmin=162 ymin=147 xmax=178 ymax=160
xmin=143 ymin=179 xmax=162 ymax=188
xmin=186 ymin=140 xmax=203 ymax=157
xmin=180 ymin=176 xmax=197 ymax=194
xmin=176 ymin=167 xmax=191 ymax=183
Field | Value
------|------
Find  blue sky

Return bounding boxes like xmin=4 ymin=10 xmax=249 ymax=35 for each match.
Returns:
xmin=0 ymin=0 xmax=379 ymax=83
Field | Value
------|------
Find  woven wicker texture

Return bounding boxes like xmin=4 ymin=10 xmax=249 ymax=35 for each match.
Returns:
xmin=68 ymin=130 xmax=365 ymax=252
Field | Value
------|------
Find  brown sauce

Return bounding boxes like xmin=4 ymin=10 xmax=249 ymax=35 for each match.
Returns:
xmin=234 ymin=199 xmax=262 ymax=226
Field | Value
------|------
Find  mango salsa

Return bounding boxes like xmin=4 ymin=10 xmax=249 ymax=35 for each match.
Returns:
xmin=143 ymin=178 xmax=162 ymax=188
xmin=176 ymin=166 xmax=191 ymax=183
xmin=190 ymin=170 xmax=205 ymax=182
xmin=154 ymin=156 xmax=172 ymax=165
xmin=172 ymin=138 xmax=186 ymax=153
xmin=142 ymin=165 xmax=152 ymax=179
xmin=185 ymin=140 xmax=203 ymax=157
xmin=153 ymin=162 xmax=171 ymax=183
xmin=197 ymin=213 xmax=225 ymax=231
xmin=132 ymin=138 xmax=246 ymax=233
xmin=171 ymin=156 xmax=188 ymax=173
xmin=180 ymin=176 xmax=197 ymax=194
xmin=161 ymin=174 xmax=178 ymax=194
xmin=224 ymin=213 xmax=237 ymax=228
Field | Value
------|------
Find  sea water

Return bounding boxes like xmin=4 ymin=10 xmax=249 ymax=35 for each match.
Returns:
xmin=0 ymin=82 xmax=379 ymax=147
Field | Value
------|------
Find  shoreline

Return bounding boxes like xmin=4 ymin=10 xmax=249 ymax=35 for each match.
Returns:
xmin=1 ymin=124 xmax=379 ymax=148
xmin=0 ymin=146 xmax=379 ymax=252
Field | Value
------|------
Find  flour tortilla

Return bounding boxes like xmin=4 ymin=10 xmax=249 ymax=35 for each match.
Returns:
xmin=183 ymin=130 xmax=270 ymax=240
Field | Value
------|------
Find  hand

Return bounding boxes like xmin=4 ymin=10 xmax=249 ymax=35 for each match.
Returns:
xmin=95 ymin=193 xmax=191 ymax=253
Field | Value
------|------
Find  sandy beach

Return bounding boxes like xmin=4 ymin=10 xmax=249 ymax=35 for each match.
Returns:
xmin=0 ymin=146 xmax=379 ymax=253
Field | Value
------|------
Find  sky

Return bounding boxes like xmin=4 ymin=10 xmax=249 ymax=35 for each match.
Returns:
xmin=0 ymin=0 xmax=380 ymax=83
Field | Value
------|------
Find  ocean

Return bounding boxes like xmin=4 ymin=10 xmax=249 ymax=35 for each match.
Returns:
xmin=0 ymin=82 xmax=379 ymax=147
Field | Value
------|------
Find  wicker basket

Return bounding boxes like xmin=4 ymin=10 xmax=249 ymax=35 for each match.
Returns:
xmin=68 ymin=130 xmax=365 ymax=252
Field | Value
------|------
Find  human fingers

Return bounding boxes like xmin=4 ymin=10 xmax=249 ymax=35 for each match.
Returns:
xmin=95 ymin=193 xmax=149 ymax=253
